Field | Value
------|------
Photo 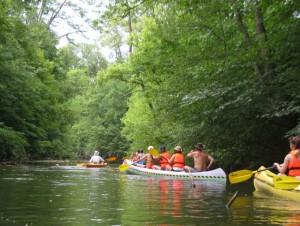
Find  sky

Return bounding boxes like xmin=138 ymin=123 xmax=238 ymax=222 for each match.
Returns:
xmin=51 ymin=0 xmax=114 ymax=60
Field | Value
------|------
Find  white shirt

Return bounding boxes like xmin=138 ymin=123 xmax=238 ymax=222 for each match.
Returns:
xmin=89 ymin=156 xmax=104 ymax=164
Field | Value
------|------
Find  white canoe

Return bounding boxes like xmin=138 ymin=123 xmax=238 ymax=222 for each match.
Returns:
xmin=124 ymin=160 xmax=227 ymax=181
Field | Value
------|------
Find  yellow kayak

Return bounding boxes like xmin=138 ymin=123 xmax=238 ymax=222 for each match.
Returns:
xmin=254 ymin=166 xmax=300 ymax=202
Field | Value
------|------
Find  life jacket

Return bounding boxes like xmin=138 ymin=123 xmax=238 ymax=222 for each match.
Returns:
xmin=160 ymin=152 xmax=171 ymax=168
xmin=287 ymin=149 xmax=300 ymax=177
xmin=172 ymin=153 xmax=184 ymax=168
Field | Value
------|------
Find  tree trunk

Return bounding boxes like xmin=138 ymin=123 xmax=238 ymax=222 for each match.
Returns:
xmin=232 ymin=0 xmax=263 ymax=81
xmin=252 ymin=0 xmax=275 ymax=80
xmin=128 ymin=9 xmax=133 ymax=54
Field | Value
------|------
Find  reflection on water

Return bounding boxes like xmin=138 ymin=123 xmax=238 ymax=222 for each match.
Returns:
xmin=252 ymin=191 xmax=300 ymax=226
xmin=0 ymin=164 xmax=300 ymax=225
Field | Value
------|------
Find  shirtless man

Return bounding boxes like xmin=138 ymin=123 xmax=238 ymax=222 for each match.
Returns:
xmin=183 ymin=143 xmax=214 ymax=172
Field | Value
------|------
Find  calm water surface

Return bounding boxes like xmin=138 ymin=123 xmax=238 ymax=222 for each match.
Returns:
xmin=0 ymin=164 xmax=300 ymax=225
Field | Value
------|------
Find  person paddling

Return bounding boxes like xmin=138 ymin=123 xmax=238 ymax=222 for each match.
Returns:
xmin=183 ymin=143 xmax=214 ymax=172
xmin=166 ymin=146 xmax=185 ymax=172
xmin=273 ymin=135 xmax=300 ymax=179
xmin=89 ymin=151 xmax=105 ymax=164
xmin=152 ymin=146 xmax=171 ymax=170
xmin=135 ymin=146 xmax=156 ymax=169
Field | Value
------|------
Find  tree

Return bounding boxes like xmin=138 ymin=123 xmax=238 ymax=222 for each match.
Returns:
xmin=103 ymin=0 xmax=300 ymax=169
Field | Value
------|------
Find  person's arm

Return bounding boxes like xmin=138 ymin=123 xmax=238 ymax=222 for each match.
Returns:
xmin=152 ymin=155 xmax=160 ymax=160
xmin=99 ymin=156 xmax=105 ymax=162
xmin=169 ymin=155 xmax=175 ymax=164
xmin=274 ymin=154 xmax=291 ymax=174
xmin=206 ymin=154 xmax=214 ymax=170
xmin=186 ymin=150 xmax=195 ymax=158
xmin=136 ymin=154 xmax=147 ymax=162
xmin=89 ymin=156 xmax=93 ymax=163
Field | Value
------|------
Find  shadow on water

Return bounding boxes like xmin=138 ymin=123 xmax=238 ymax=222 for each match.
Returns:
xmin=0 ymin=164 xmax=299 ymax=225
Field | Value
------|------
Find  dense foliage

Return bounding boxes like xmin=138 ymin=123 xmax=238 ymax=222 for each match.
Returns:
xmin=0 ymin=0 xmax=299 ymax=171
xmin=0 ymin=0 xmax=66 ymax=160
xmin=100 ymin=0 xmax=300 ymax=170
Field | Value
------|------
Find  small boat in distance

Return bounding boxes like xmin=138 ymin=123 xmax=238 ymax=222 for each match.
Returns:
xmin=76 ymin=162 xmax=108 ymax=168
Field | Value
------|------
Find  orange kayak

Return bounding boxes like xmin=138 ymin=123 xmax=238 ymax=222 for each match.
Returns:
xmin=76 ymin=162 xmax=108 ymax=167
xmin=86 ymin=162 xmax=107 ymax=168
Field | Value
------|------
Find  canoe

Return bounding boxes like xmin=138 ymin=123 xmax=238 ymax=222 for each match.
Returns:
xmin=77 ymin=163 xmax=108 ymax=167
xmin=86 ymin=162 xmax=107 ymax=168
xmin=124 ymin=161 xmax=226 ymax=181
xmin=253 ymin=166 xmax=300 ymax=202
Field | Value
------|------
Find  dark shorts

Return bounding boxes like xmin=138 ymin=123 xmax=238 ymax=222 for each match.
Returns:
xmin=171 ymin=169 xmax=184 ymax=172
xmin=190 ymin=168 xmax=201 ymax=173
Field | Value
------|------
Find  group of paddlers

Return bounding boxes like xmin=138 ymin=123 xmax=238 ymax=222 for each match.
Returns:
xmin=129 ymin=143 xmax=215 ymax=173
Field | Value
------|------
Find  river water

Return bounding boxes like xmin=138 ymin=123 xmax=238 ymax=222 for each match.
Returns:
xmin=0 ymin=163 xmax=299 ymax=226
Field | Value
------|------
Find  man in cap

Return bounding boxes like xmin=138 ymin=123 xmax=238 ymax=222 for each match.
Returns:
xmin=183 ymin=143 xmax=214 ymax=172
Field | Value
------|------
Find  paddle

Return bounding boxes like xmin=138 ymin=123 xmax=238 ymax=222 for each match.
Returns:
xmin=119 ymin=159 xmax=137 ymax=172
xmin=229 ymin=166 xmax=275 ymax=184
xmin=273 ymin=175 xmax=300 ymax=190
xmin=149 ymin=148 xmax=160 ymax=157
xmin=119 ymin=163 xmax=131 ymax=172
xmin=107 ymin=157 xmax=117 ymax=162
xmin=188 ymin=168 xmax=196 ymax=188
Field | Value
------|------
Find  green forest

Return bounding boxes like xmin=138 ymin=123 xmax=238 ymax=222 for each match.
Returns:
xmin=0 ymin=0 xmax=299 ymax=171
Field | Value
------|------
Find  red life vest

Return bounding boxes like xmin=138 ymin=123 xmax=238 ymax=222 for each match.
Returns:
xmin=288 ymin=149 xmax=300 ymax=177
xmin=160 ymin=152 xmax=171 ymax=168
xmin=172 ymin=153 xmax=184 ymax=168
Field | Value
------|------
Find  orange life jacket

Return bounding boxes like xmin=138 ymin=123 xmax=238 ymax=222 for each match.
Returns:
xmin=172 ymin=153 xmax=184 ymax=168
xmin=160 ymin=152 xmax=171 ymax=168
xmin=288 ymin=149 xmax=300 ymax=177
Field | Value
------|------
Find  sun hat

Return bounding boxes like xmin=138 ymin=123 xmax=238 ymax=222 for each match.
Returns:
xmin=147 ymin=146 xmax=154 ymax=151
xmin=174 ymin=146 xmax=182 ymax=152
xmin=195 ymin=143 xmax=205 ymax=150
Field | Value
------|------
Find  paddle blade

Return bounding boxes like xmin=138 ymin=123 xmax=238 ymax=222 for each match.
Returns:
xmin=149 ymin=148 xmax=160 ymax=156
xmin=119 ymin=164 xmax=130 ymax=172
xmin=107 ymin=157 xmax=117 ymax=162
xmin=229 ymin=170 xmax=254 ymax=184
xmin=273 ymin=175 xmax=300 ymax=190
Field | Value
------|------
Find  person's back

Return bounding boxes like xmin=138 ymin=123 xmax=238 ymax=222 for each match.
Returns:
xmin=288 ymin=153 xmax=300 ymax=176
xmin=166 ymin=146 xmax=185 ymax=171
xmin=172 ymin=152 xmax=185 ymax=170
xmin=184 ymin=143 xmax=214 ymax=172
xmin=192 ymin=151 xmax=210 ymax=171
xmin=274 ymin=135 xmax=300 ymax=178
xmin=161 ymin=152 xmax=171 ymax=168
xmin=145 ymin=153 xmax=155 ymax=168
xmin=90 ymin=156 xmax=101 ymax=163
xmin=135 ymin=146 xmax=155 ymax=169
xmin=89 ymin=151 xmax=104 ymax=164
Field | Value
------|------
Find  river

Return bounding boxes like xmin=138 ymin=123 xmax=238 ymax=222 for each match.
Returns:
xmin=0 ymin=163 xmax=299 ymax=225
